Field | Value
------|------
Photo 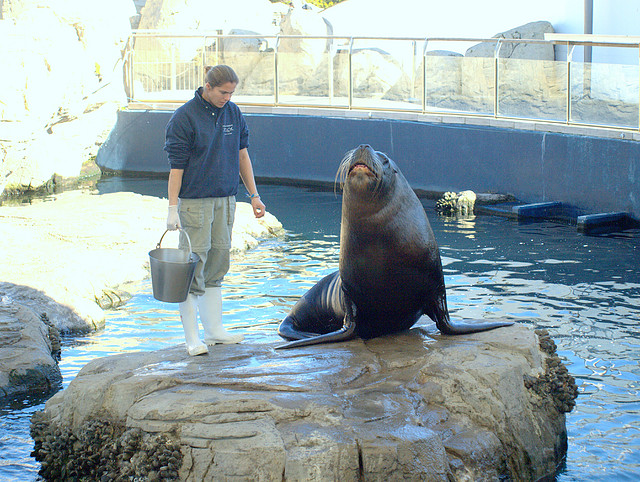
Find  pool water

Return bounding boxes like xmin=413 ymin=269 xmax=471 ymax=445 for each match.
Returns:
xmin=1 ymin=182 xmax=639 ymax=481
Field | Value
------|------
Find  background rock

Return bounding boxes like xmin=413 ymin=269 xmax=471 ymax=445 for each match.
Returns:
xmin=138 ymin=0 xmax=280 ymax=34
xmin=276 ymin=3 xmax=334 ymax=95
xmin=466 ymin=21 xmax=555 ymax=60
xmin=0 ymin=282 xmax=92 ymax=334
xmin=0 ymin=0 xmax=135 ymax=195
xmin=331 ymin=48 xmax=409 ymax=100
xmin=31 ymin=324 xmax=575 ymax=480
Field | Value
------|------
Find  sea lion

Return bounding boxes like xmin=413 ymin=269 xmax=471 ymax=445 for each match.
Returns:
xmin=277 ymin=144 xmax=513 ymax=349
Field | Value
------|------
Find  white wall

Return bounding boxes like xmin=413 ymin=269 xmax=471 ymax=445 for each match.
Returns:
xmin=592 ymin=0 xmax=640 ymax=65
xmin=323 ymin=0 xmax=639 ymax=64
xmin=323 ymin=0 xmax=584 ymax=40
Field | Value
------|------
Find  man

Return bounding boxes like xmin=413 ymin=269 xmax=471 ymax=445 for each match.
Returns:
xmin=164 ymin=65 xmax=266 ymax=356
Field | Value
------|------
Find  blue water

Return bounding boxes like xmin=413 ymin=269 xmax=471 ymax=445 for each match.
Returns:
xmin=1 ymin=182 xmax=639 ymax=481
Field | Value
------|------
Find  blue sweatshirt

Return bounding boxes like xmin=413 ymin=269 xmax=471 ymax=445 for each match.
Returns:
xmin=164 ymin=88 xmax=249 ymax=198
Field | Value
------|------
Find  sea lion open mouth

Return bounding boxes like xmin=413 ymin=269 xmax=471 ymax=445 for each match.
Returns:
xmin=349 ymin=162 xmax=373 ymax=174
xmin=336 ymin=145 xmax=382 ymax=190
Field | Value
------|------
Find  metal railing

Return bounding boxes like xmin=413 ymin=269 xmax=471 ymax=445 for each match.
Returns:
xmin=124 ymin=31 xmax=640 ymax=131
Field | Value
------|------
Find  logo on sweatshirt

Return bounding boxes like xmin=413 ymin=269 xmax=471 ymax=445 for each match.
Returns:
xmin=223 ymin=124 xmax=234 ymax=135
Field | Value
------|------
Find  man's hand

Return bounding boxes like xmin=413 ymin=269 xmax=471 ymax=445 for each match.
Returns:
xmin=167 ymin=205 xmax=181 ymax=230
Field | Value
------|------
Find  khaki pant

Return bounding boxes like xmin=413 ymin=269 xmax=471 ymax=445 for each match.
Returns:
xmin=178 ymin=196 xmax=236 ymax=295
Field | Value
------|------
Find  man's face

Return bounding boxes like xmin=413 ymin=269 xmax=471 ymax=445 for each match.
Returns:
xmin=203 ymin=81 xmax=236 ymax=108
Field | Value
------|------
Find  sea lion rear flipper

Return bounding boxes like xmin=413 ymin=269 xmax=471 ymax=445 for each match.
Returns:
xmin=437 ymin=318 xmax=515 ymax=335
xmin=433 ymin=306 xmax=515 ymax=334
xmin=427 ymin=292 xmax=514 ymax=335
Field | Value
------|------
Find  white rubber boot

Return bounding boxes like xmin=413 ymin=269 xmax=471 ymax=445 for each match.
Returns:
xmin=179 ymin=294 xmax=208 ymax=356
xmin=199 ymin=287 xmax=244 ymax=345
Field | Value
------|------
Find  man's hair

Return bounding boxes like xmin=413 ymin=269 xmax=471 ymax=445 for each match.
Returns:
xmin=204 ymin=65 xmax=239 ymax=87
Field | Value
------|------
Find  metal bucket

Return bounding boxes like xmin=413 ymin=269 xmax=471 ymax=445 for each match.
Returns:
xmin=149 ymin=229 xmax=200 ymax=303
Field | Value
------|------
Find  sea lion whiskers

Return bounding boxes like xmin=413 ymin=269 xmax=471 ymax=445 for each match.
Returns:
xmin=334 ymin=151 xmax=352 ymax=194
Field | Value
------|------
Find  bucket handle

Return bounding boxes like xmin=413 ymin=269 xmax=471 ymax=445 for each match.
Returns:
xmin=156 ymin=228 xmax=194 ymax=259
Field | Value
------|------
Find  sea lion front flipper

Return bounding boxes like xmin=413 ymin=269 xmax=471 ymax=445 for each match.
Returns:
xmin=275 ymin=297 xmax=357 ymax=349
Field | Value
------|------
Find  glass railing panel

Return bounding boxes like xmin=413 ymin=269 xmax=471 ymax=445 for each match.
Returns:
xmin=126 ymin=33 xmax=640 ymax=132
xmin=423 ymin=52 xmax=466 ymax=113
xmin=348 ymin=38 xmax=422 ymax=111
xmin=426 ymin=55 xmax=494 ymax=115
xmin=274 ymin=37 xmax=345 ymax=107
xmin=498 ymin=58 xmax=568 ymax=121
xmin=328 ymin=40 xmax=351 ymax=108
xmin=214 ymin=38 xmax=276 ymax=104
xmin=131 ymin=36 xmax=200 ymax=101
xmin=570 ymin=61 xmax=639 ymax=129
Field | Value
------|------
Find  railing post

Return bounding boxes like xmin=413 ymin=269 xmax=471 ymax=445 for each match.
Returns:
xmin=170 ymin=43 xmax=176 ymax=92
xmin=216 ymin=29 xmax=222 ymax=65
xmin=329 ymin=40 xmax=335 ymax=103
xmin=567 ymin=43 xmax=575 ymax=124
xmin=494 ymin=38 xmax=503 ymax=118
xmin=348 ymin=38 xmax=354 ymax=109
xmin=422 ymin=39 xmax=429 ymax=113
xmin=411 ymin=40 xmax=416 ymax=103
xmin=274 ymin=36 xmax=280 ymax=105
xmin=202 ymin=35 xmax=207 ymax=85
xmin=126 ymin=34 xmax=134 ymax=102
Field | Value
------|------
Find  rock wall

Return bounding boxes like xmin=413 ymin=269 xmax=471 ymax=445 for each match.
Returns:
xmin=31 ymin=324 xmax=577 ymax=480
xmin=0 ymin=0 xmax=135 ymax=196
xmin=138 ymin=0 xmax=279 ymax=33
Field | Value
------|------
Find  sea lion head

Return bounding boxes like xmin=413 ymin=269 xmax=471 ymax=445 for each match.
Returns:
xmin=337 ymin=144 xmax=398 ymax=198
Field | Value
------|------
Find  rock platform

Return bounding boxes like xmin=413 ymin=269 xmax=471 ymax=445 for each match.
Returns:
xmin=31 ymin=324 xmax=576 ymax=481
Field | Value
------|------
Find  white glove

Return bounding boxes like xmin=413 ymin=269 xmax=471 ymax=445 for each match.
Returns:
xmin=167 ymin=205 xmax=181 ymax=230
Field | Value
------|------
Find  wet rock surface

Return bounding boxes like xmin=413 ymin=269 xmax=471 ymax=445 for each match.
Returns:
xmin=31 ymin=324 xmax=576 ymax=481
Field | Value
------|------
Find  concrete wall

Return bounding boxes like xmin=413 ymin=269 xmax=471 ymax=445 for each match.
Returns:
xmin=96 ymin=109 xmax=640 ymax=219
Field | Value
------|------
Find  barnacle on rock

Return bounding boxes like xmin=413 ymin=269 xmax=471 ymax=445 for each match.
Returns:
xmin=524 ymin=329 xmax=579 ymax=413
xmin=40 ymin=313 xmax=61 ymax=359
xmin=435 ymin=191 xmax=459 ymax=215
xmin=30 ymin=413 xmax=182 ymax=481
